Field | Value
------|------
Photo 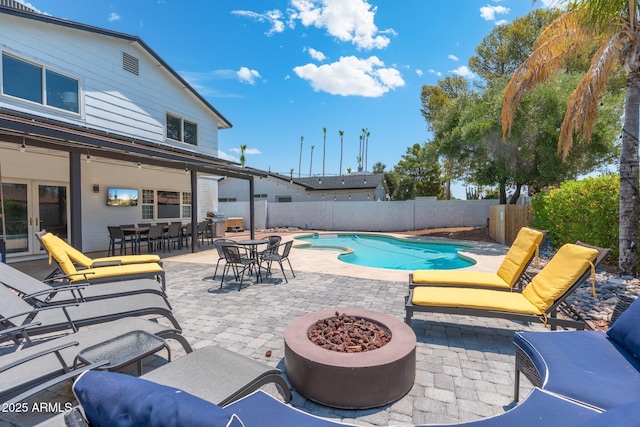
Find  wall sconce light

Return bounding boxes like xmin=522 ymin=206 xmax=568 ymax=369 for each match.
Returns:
xmin=20 ymin=138 xmax=26 ymax=152
xmin=86 ymin=149 xmax=91 ymax=163
xmin=341 ymin=178 xmax=345 ymax=185
xmin=363 ymin=178 xmax=367 ymax=184
xmin=348 ymin=194 xmax=351 ymax=200
xmin=318 ymin=178 xmax=322 ymax=185
xmin=92 ymin=184 xmax=100 ymax=193
xmin=137 ymin=161 xmax=142 ymax=168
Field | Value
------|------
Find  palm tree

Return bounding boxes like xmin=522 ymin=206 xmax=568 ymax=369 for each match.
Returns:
xmin=309 ymin=145 xmax=315 ymax=177
xmin=322 ymin=127 xmax=327 ymax=177
xmin=338 ymin=130 xmax=344 ymax=175
xmin=239 ymin=144 xmax=247 ymax=167
xmin=364 ymin=129 xmax=370 ymax=172
xmin=502 ymin=0 xmax=640 ymax=275
xmin=298 ymin=136 xmax=304 ymax=178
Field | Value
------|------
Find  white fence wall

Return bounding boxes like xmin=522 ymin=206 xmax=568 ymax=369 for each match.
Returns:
xmin=219 ymin=199 xmax=499 ymax=231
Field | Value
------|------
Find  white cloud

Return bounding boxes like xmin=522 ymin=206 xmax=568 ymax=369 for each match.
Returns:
xmin=416 ymin=69 xmax=423 ymax=77
xmin=108 ymin=12 xmax=121 ymax=22
xmin=307 ymin=47 xmax=327 ymax=61
xmin=479 ymin=5 xmax=509 ymax=21
xmin=293 ymin=55 xmax=404 ymax=97
xmin=290 ymin=0 xmax=392 ymax=50
xmin=450 ymin=66 xmax=476 ymax=79
xmin=230 ymin=147 xmax=262 ymax=155
xmin=495 ymin=19 xmax=509 ymax=26
xmin=232 ymin=9 xmax=285 ymax=35
xmin=448 ymin=54 xmax=459 ymax=61
xmin=237 ymin=67 xmax=262 ymax=85
xmin=428 ymin=69 xmax=442 ymax=77
xmin=217 ymin=151 xmax=239 ymax=162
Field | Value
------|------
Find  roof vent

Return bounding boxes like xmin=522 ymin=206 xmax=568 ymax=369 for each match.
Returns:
xmin=122 ymin=52 xmax=139 ymax=76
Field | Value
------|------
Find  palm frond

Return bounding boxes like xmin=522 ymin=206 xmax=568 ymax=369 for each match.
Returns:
xmin=558 ymin=34 xmax=620 ymax=158
xmin=502 ymin=11 xmax=586 ymax=137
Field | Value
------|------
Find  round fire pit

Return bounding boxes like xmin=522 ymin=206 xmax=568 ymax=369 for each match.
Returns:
xmin=284 ymin=308 xmax=416 ymax=409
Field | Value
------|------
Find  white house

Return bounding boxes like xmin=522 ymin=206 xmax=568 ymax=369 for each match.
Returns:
xmin=219 ymin=173 xmax=389 ymax=203
xmin=0 ymin=2 xmax=264 ymax=259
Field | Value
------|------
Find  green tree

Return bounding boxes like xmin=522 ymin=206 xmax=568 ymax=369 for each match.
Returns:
xmin=502 ymin=0 xmax=639 ymax=274
xmin=388 ymin=143 xmax=442 ymax=200
xmin=239 ymin=144 xmax=247 ymax=167
xmin=322 ymin=127 xmax=327 ymax=177
xmin=372 ymin=162 xmax=386 ymax=173
xmin=338 ymin=130 xmax=344 ymax=176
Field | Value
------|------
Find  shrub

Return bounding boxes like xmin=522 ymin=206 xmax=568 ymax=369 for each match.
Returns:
xmin=531 ymin=174 xmax=619 ymax=259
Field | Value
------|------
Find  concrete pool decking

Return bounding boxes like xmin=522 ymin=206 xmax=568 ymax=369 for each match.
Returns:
xmin=1 ymin=231 xmax=546 ymax=427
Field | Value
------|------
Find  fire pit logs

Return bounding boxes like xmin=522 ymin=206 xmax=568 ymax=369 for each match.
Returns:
xmin=285 ymin=308 xmax=417 ymax=409
xmin=307 ymin=311 xmax=392 ymax=352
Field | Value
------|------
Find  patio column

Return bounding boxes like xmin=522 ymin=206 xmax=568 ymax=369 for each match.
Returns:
xmin=69 ymin=151 xmax=82 ymax=250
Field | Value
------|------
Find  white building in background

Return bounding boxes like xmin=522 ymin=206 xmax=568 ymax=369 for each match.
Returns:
xmin=218 ymin=173 xmax=389 ymax=203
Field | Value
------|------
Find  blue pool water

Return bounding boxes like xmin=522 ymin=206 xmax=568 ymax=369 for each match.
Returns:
xmin=295 ymin=234 xmax=474 ymax=271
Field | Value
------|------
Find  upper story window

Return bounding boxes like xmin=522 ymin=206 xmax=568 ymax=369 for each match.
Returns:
xmin=2 ymin=53 xmax=79 ymax=113
xmin=166 ymin=113 xmax=197 ymax=146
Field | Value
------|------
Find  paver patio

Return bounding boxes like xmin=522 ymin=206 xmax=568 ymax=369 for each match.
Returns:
xmin=0 ymin=232 xmax=548 ymax=427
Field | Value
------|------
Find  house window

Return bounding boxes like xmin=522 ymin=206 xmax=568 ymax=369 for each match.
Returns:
xmin=166 ymin=113 xmax=197 ymax=146
xmin=142 ymin=189 xmax=191 ymax=220
xmin=254 ymin=194 xmax=268 ymax=199
xmin=2 ymin=53 xmax=79 ymax=113
xmin=276 ymin=196 xmax=292 ymax=203
xmin=218 ymin=197 xmax=237 ymax=203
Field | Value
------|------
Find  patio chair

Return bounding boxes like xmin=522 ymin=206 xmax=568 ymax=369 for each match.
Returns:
xmin=0 ymin=280 xmax=181 ymax=345
xmin=107 ymin=226 xmax=135 ymax=256
xmin=218 ymin=245 xmax=260 ymax=291
xmin=37 ymin=231 xmax=160 ymax=269
xmin=68 ymin=374 xmax=613 ymax=427
xmin=0 ymin=317 xmax=192 ymax=405
xmin=164 ymin=222 xmax=182 ymax=252
xmin=144 ymin=224 xmax=166 ymax=253
xmin=0 ymin=262 xmax=168 ymax=307
xmin=405 ymin=242 xmax=610 ymax=330
xmin=213 ymin=239 xmax=238 ymax=279
xmin=260 ymin=240 xmax=295 ymax=283
xmin=38 ymin=232 xmax=166 ymax=290
xmin=409 ymin=227 xmax=544 ymax=291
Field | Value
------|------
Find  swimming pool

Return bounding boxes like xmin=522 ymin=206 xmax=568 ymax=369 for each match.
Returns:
xmin=295 ymin=233 xmax=475 ymax=271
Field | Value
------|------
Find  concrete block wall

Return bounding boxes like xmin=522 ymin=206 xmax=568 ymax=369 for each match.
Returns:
xmin=219 ymin=199 xmax=500 ymax=232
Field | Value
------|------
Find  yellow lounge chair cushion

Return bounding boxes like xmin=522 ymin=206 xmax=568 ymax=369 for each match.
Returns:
xmin=412 ymin=227 xmax=543 ymax=289
xmin=67 ymin=263 xmax=163 ymax=283
xmin=411 ymin=243 xmax=598 ymax=316
xmin=521 ymin=243 xmax=597 ymax=312
xmin=40 ymin=233 xmax=78 ymax=275
xmin=47 ymin=234 xmax=160 ymax=267
xmin=496 ymin=227 xmax=543 ymax=287
xmin=412 ymin=270 xmax=510 ymax=289
xmin=411 ymin=286 xmax=541 ymax=314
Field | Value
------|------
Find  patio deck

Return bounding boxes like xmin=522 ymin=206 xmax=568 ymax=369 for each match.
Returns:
xmin=0 ymin=231 xmax=547 ymax=427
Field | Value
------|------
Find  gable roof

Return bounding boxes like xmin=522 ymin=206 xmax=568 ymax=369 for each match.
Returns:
xmin=0 ymin=4 xmax=232 ymax=129
xmin=267 ymin=173 xmax=386 ymax=191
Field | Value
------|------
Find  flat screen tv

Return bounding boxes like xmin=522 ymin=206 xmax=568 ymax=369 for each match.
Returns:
xmin=106 ymin=187 xmax=138 ymax=207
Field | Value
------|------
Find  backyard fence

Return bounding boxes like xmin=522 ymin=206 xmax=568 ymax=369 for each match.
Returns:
xmin=488 ymin=204 xmax=533 ymax=245
xmin=219 ymin=199 xmax=501 ymax=233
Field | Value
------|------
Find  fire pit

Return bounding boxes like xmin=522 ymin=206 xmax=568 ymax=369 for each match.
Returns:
xmin=284 ymin=308 xmax=416 ymax=409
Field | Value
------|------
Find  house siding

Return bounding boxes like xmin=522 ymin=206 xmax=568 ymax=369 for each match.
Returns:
xmin=0 ymin=13 xmax=220 ymax=156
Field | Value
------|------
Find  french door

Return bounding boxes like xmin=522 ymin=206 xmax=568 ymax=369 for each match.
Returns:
xmin=1 ymin=181 xmax=68 ymax=257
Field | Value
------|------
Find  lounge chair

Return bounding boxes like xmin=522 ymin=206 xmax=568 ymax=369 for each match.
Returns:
xmin=0 ymin=262 xmax=168 ymax=306
xmin=0 ymin=280 xmax=181 ymax=344
xmin=37 ymin=232 xmax=166 ymax=290
xmin=405 ymin=243 xmax=610 ymax=330
xmin=37 ymin=231 xmax=161 ymax=269
xmin=0 ymin=317 xmax=192 ymax=405
xmin=66 ymin=373 xmax=626 ymax=427
xmin=409 ymin=227 xmax=544 ymax=291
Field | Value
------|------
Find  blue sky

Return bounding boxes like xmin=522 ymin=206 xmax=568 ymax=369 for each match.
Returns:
xmin=24 ymin=0 xmax=559 ymax=197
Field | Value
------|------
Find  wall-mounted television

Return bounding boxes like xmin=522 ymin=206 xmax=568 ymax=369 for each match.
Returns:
xmin=106 ymin=187 xmax=139 ymax=207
